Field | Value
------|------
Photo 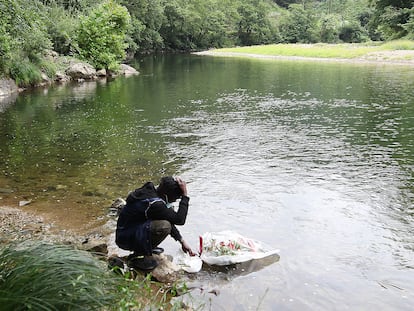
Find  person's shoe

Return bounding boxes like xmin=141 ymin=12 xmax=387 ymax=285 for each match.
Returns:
xmin=127 ymin=256 xmax=158 ymax=271
xmin=152 ymin=247 xmax=164 ymax=255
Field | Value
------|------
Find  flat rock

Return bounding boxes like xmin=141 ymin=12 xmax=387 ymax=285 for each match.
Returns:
xmin=65 ymin=62 xmax=97 ymax=80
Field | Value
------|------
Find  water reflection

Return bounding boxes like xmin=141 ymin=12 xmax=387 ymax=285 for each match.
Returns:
xmin=0 ymin=55 xmax=413 ymax=309
xmin=200 ymin=254 xmax=281 ymax=278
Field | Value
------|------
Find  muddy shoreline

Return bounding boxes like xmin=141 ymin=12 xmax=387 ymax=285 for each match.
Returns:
xmin=0 ymin=205 xmax=85 ymax=245
xmin=0 ymin=205 xmax=116 ymax=250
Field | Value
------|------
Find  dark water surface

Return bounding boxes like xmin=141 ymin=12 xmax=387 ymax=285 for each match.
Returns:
xmin=0 ymin=54 xmax=413 ymax=310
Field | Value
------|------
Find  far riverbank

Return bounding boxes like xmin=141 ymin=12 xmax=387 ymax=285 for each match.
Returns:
xmin=194 ymin=41 xmax=414 ymax=66
xmin=195 ymin=49 xmax=414 ymax=66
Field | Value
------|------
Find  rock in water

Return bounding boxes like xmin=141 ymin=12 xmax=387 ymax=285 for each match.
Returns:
xmin=151 ymin=253 xmax=181 ymax=283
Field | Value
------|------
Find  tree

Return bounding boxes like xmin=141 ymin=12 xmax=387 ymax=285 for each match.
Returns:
xmin=318 ymin=14 xmax=340 ymax=43
xmin=159 ymin=0 xmax=192 ymax=50
xmin=43 ymin=4 xmax=78 ymax=55
xmin=40 ymin=0 xmax=102 ymax=13
xmin=403 ymin=7 xmax=414 ymax=39
xmin=0 ymin=0 xmax=52 ymax=85
xmin=279 ymin=4 xmax=318 ymax=43
xmin=237 ymin=0 xmax=278 ymax=46
xmin=119 ymin=0 xmax=164 ymax=53
xmin=339 ymin=21 xmax=368 ymax=42
xmin=272 ymin=0 xmax=302 ymax=9
xmin=369 ymin=0 xmax=413 ymax=39
xmin=75 ymin=0 xmax=131 ymax=72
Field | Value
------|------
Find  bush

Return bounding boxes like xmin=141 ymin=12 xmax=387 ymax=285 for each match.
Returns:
xmin=75 ymin=0 xmax=131 ymax=71
xmin=9 ymin=60 xmax=43 ymax=87
xmin=339 ymin=22 xmax=368 ymax=43
xmin=279 ymin=4 xmax=318 ymax=43
xmin=236 ymin=1 xmax=277 ymax=46
xmin=402 ymin=7 xmax=414 ymax=39
xmin=0 ymin=24 xmax=13 ymax=74
xmin=44 ymin=4 xmax=79 ymax=55
xmin=318 ymin=14 xmax=340 ymax=43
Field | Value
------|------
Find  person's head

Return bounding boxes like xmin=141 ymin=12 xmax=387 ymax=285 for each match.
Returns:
xmin=156 ymin=176 xmax=182 ymax=203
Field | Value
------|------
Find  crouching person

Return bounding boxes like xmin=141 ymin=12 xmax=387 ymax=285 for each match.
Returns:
xmin=116 ymin=176 xmax=195 ymax=270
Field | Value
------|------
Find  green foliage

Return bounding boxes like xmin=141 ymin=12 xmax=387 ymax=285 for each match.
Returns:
xmin=273 ymin=0 xmax=301 ymax=9
xmin=44 ymin=4 xmax=79 ymax=55
xmin=237 ymin=0 xmax=278 ymax=46
xmin=339 ymin=21 xmax=369 ymax=43
xmin=119 ymin=0 xmax=164 ymax=53
xmin=39 ymin=58 xmax=57 ymax=78
xmin=187 ymin=0 xmax=238 ymax=49
xmin=0 ymin=241 xmax=187 ymax=310
xmin=381 ymin=39 xmax=414 ymax=50
xmin=0 ymin=0 xmax=52 ymax=62
xmin=318 ymin=14 xmax=340 ymax=43
xmin=159 ymin=0 xmax=279 ymax=51
xmin=279 ymin=4 xmax=318 ymax=43
xmin=75 ymin=0 xmax=131 ymax=70
xmin=369 ymin=0 xmax=413 ymax=40
xmin=0 ymin=0 xmax=412 ymax=80
xmin=0 ymin=24 xmax=13 ymax=73
xmin=159 ymin=0 xmax=195 ymax=50
xmin=114 ymin=272 xmax=191 ymax=310
xmin=404 ymin=7 xmax=414 ymax=39
xmin=9 ymin=60 xmax=43 ymax=87
xmin=0 ymin=0 xmax=55 ymax=82
xmin=0 ymin=242 xmax=118 ymax=311
xmin=40 ymin=0 xmax=103 ymax=13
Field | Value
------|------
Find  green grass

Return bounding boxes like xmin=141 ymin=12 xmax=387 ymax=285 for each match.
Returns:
xmin=210 ymin=40 xmax=414 ymax=59
xmin=0 ymin=241 xmax=192 ymax=311
xmin=0 ymin=242 xmax=118 ymax=311
xmin=380 ymin=39 xmax=414 ymax=50
xmin=9 ymin=60 xmax=43 ymax=87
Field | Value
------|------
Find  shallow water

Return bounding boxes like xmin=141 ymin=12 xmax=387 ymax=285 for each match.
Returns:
xmin=0 ymin=54 xmax=413 ymax=309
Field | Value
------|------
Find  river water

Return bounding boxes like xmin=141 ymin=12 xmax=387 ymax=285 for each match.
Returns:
xmin=0 ymin=54 xmax=413 ymax=310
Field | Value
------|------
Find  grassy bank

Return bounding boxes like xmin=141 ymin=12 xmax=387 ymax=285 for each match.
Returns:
xmin=0 ymin=206 xmax=192 ymax=310
xmin=0 ymin=240 xmax=187 ymax=310
xmin=206 ymin=40 xmax=414 ymax=60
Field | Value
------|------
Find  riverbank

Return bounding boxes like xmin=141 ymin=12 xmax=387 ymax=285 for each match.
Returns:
xmin=0 ymin=52 xmax=139 ymax=99
xmin=0 ymin=205 xmax=85 ymax=245
xmin=194 ymin=41 xmax=414 ymax=66
xmin=195 ymin=49 xmax=414 ymax=66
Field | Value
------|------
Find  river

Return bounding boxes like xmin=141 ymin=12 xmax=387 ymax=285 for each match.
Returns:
xmin=0 ymin=54 xmax=413 ymax=310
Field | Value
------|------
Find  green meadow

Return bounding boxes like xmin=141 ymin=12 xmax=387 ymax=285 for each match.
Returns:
xmin=210 ymin=40 xmax=414 ymax=59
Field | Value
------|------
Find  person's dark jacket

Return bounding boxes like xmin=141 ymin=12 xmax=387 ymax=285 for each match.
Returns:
xmin=115 ymin=182 xmax=189 ymax=255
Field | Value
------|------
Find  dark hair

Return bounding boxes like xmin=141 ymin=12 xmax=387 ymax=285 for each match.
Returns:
xmin=157 ymin=176 xmax=182 ymax=202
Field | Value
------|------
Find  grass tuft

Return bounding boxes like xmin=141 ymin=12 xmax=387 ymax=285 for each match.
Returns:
xmin=0 ymin=241 xmax=193 ymax=310
xmin=0 ymin=241 xmax=118 ymax=311
xmin=9 ymin=60 xmax=42 ymax=87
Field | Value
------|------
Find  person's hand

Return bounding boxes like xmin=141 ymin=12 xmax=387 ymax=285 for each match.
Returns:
xmin=175 ymin=177 xmax=188 ymax=197
xmin=181 ymin=239 xmax=196 ymax=256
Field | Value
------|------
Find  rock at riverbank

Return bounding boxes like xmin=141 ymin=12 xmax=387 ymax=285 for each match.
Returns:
xmin=119 ymin=64 xmax=139 ymax=76
xmin=0 ymin=79 xmax=18 ymax=112
xmin=0 ymin=51 xmax=140 ymax=97
xmin=0 ymin=79 xmax=18 ymax=96
xmin=65 ymin=62 xmax=97 ymax=80
xmin=0 ymin=90 xmax=17 ymax=113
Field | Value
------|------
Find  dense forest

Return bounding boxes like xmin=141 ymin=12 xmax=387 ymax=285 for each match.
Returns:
xmin=0 ymin=0 xmax=413 ymax=86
